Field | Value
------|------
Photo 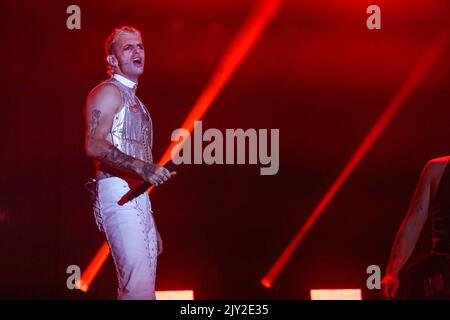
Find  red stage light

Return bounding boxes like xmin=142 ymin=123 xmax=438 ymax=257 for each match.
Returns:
xmin=76 ymin=242 xmax=110 ymax=292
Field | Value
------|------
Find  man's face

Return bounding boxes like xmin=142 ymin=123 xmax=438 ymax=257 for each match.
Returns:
xmin=112 ymin=31 xmax=145 ymax=80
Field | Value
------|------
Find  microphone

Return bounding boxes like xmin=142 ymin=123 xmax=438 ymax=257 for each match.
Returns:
xmin=117 ymin=160 xmax=177 ymax=206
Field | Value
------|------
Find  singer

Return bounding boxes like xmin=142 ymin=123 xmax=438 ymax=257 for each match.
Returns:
xmin=84 ymin=26 xmax=175 ymax=299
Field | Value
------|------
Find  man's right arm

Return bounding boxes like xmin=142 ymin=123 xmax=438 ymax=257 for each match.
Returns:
xmin=84 ymin=83 xmax=171 ymax=185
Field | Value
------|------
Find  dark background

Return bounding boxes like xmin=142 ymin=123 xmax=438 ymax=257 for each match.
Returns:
xmin=1 ymin=0 xmax=449 ymax=299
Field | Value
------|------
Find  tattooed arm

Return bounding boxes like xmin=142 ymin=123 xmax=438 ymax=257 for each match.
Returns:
xmin=381 ymin=161 xmax=434 ymax=298
xmin=84 ymin=83 xmax=171 ymax=185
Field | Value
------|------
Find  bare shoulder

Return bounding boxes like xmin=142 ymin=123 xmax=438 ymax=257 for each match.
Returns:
xmin=422 ymin=156 xmax=450 ymax=179
xmin=426 ymin=156 xmax=450 ymax=169
xmin=86 ymin=82 xmax=121 ymax=114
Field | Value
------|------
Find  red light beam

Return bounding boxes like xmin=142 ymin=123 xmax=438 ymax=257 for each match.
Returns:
xmin=76 ymin=242 xmax=109 ymax=292
xmin=160 ymin=0 xmax=284 ymax=164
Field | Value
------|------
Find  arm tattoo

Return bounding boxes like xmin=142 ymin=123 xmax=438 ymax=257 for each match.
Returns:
xmin=88 ymin=109 xmax=101 ymax=138
xmin=142 ymin=163 xmax=158 ymax=177
xmin=87 ymin=109 xmax=158 ymax=178
xmin=99 ymin=146 xmax=159 ymax=180
xmin=99 ymin=145 xmax=141 ymax=174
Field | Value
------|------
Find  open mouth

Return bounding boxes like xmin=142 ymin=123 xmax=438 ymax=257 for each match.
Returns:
xmin=132 ymin=57 xmax=142 ymax=66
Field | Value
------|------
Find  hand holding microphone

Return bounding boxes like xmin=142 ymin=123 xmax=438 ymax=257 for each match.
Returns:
xmin=117 ymin=160 xmax=177 ymax=206
xmin=140 ymin=161 xmax=176 ymax=186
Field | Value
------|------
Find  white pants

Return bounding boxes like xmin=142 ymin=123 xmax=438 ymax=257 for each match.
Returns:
xmin=93 ymin=177 xmax=157 ymax=300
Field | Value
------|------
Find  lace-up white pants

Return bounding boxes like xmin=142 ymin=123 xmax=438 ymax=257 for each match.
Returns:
xmin=93 ymin=177 xmax=158 ymax=300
